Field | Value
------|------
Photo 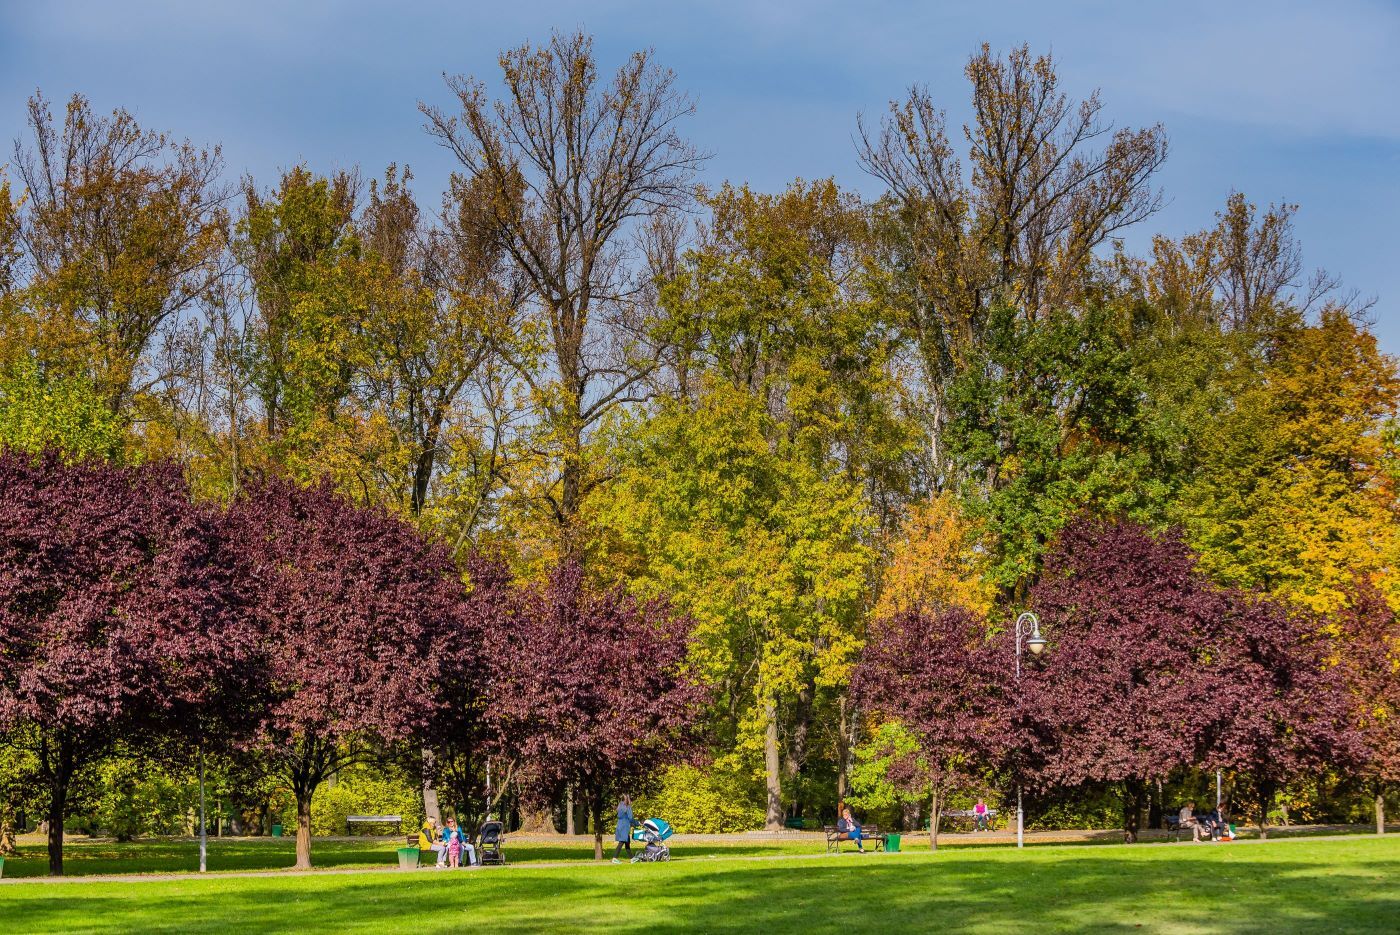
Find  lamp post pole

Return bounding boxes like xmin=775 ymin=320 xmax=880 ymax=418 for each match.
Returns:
xmin=1014 ymin=611 xmax=1046 ymax=850
xmin=198 ymin=746 xmax=207 ymax=873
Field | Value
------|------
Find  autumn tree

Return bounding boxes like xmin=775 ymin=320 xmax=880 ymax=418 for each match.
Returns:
xmin=1021 ymin=517 xmax=1235 ymax=842
xmin=0 ymin=452 xmax=248 ymax=874
xmin=597 ymin=382 xmax=873 ymax=829
xmin=626 ymin=179 xmax=916 ymax=822
xmin=851 ymin=604 xmax=1010 ymax=849
xmin=357 ymin=166 xmax=520 ymax=524
xmin=423 ymin=30 xmax=705 ymax=558
xmin=1206 ymin=594 xmax=1360 ymax=838
xmin=10 ymin=92 xmax=228 ymax=419
xmin=1331 ymin=579 xmax=1400 ymax=834
xmin=234 ymin=166 xmax=363 ymax=460
xmin=1180 ymin=308 xmax=1400 ymax=612
xmin=875 ymin=491 xmax=994 ymax=621
xmin=229 ymin=480 xmax=464 ymax=869
xmin=498 ymin=562 xmax=707 ymax=859
xmin=859 ymin=44 xmax=1166 ymax=472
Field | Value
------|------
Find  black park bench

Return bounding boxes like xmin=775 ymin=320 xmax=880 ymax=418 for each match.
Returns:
xmin=824 ymin=824 xmax=883 ymax=852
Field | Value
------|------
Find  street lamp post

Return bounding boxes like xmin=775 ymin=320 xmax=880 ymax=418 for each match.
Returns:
xmin=1013 ymin=611 xmax=1046 ymax=849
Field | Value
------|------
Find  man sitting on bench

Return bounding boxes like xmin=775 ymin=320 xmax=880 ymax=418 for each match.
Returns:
xmin=837 ymin=806 xmax=865 ymax=853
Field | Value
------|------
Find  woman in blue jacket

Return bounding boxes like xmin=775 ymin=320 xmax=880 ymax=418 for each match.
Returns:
xmin=612 ymin=795 xmax=633 ymax=863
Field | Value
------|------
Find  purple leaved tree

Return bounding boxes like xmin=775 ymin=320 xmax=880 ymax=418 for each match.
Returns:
xmin=1207 ymin=592 xmax=1361 ymax=839
xmin=0 ymin=452 xmax=251 ymax=875
xmin=1335 ymin=579 xmax=1400 ymax=834
xmin=1020 ymin=517 xmax=1236 ymax=842
xmin=852 ymin=604 xmax=1011 ymax=850
xmin=417 ymin=551 xmax=524 ymax=833
xmin=229 ymin=480 xmax=465 ymax=869
xmin=501 ymin=562 xmax=709 ymax=860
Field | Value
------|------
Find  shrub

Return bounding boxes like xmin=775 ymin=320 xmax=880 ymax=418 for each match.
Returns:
xmin=90 ymin=756 xmax=197 ymax=840
xmin=633 ymin=762 xmax=764 ymax=833
xmin=275 ymin=764 xmax=422 ymax=837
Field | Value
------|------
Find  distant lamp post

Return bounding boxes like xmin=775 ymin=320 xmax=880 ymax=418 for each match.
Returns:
xmin=1013 ymin=611 xmax=1046 ymax=849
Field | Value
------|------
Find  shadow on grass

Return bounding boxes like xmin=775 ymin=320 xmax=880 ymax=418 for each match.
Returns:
xmin=3 ymin=839 xmax=1399 ymax=934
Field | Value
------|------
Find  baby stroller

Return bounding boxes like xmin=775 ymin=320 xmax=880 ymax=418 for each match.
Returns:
xmin=477 ymin=820 xmax=506 ymax=865
xmin=629 ymin=817 xmax=673 ymax=863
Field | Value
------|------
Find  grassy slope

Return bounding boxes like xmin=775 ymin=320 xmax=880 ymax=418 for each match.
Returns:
xmin=1 ymin=837 xmax=1398 ymax=934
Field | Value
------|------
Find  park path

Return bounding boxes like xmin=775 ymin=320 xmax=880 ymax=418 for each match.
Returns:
xmin=0 ymin=826 xmax=1389 ymax=886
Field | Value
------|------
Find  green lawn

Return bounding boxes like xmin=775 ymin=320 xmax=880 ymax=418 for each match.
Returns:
xmin=2 ymin=836 xmax=1398 ymax=933
xmin=0 ymin=836 xmax=823 ymax=877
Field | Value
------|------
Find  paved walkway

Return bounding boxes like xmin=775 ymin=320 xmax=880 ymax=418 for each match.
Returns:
xmin=1 ymin=825 xmax=1391 ymax=886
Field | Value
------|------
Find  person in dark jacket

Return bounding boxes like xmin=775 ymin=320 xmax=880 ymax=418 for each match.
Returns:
xmin=612 ymin=795 xmax=634 ymax=863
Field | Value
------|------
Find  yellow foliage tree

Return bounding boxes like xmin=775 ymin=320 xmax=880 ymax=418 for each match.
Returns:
xmin=875 ymin=492 xmax=995 ymax=620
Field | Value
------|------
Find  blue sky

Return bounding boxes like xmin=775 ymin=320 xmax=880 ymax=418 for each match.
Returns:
xmin=3 ymin=0 xmax=1397 ymax=350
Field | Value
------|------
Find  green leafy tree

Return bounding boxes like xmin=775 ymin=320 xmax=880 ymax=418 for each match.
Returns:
xmin=0 ymin=360 xmax=125 ymax=461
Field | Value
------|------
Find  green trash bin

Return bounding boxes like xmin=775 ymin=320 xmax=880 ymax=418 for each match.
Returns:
xmin=0 ymin=855 xmax=5 ymax=878
xmin=396 ymin=846 xmax=421 ymax=870
xmin=885 ymin=833 xmax=901 ymax=852
xmin=271 ymin=823 xmax=283 ymax=838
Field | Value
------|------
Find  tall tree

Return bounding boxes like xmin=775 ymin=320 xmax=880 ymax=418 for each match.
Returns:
xmin=597 ymin=383 xmax=873 ymax=829
xmin=0 ymin=452 xmax=248 ymax=874
xmin=10 ymin=93 xmax=228 ymax=417
xmin=859 ymin=45 xmax=1166 ymax=473
xmin=229 ymin=480 xmax=463 ymax=869
xmin=423 ymin=30 xmax=704 ymax=558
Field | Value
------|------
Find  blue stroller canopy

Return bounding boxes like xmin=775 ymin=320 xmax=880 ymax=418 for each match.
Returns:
xmin=631 ymin=817 xmax=673 ymax=842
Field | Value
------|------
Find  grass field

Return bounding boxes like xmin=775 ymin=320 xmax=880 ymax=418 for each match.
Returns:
xmin=1 ymin=836 xmax=1398 ymax=933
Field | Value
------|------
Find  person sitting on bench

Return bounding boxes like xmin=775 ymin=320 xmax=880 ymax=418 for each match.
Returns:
xmin=974 ymin=798 xmax=990 ymax=831
xmin=1179 ymin=801 xmax=1204 ymax=842
xmin=837 ymin=806 xmax=865 ymax=853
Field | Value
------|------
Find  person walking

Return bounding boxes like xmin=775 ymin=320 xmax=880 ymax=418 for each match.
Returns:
xmin=612 ymin=795 xmax=634 ymax=864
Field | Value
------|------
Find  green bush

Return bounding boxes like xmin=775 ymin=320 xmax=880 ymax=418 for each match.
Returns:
xmin=274 ymin=765 xmax=421 ymax=836
xmin=634 ymin=762 xmax=764 ymax=833
xmin=90 ymin=757 xmax=197 ymax=840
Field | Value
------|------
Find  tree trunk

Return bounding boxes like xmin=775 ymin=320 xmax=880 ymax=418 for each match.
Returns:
xmin=0 ymin=807 xmax=15 ymax=856
xmin=566 ymin=786 xmax=576 ymax=836
xmin=928 ymin=787 xmax=942 ymax=852
xmin=44 ymin=737 xmax=75 ymax=877
xmin=1147 ymin=779 xmax=1164 ymax=830
xmin=294 ymin=792 xmax=313 ymax=870
xmin=835 ymin=695 xmax=851 ymax=805
xmin=591 ymin=793 xmax=604 ymax=861
xmin=1122 ymin=779 xmax=1145 ymax=844
xmin=421 ymin=749 xmax=442 ymax=827
xmin=1377 ymin=786 xmax=1386 ymax=836
xmin=1256 ymin=779 xmax=1275 ymax=840
xmin=47 ymin=774 xmax=67 ymax=876
xmin=763 ymin=699 xmax=783 ymax=831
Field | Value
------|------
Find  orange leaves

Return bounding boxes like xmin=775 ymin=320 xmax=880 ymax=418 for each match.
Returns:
xmin=875 ymin=492 xmax=994 ymax=621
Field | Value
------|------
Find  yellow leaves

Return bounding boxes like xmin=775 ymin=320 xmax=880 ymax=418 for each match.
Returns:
xmin=1182 ymin=310 xmax=1400 ymax=615
xmin=875 ymin=492 xmax=995 ymax=620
